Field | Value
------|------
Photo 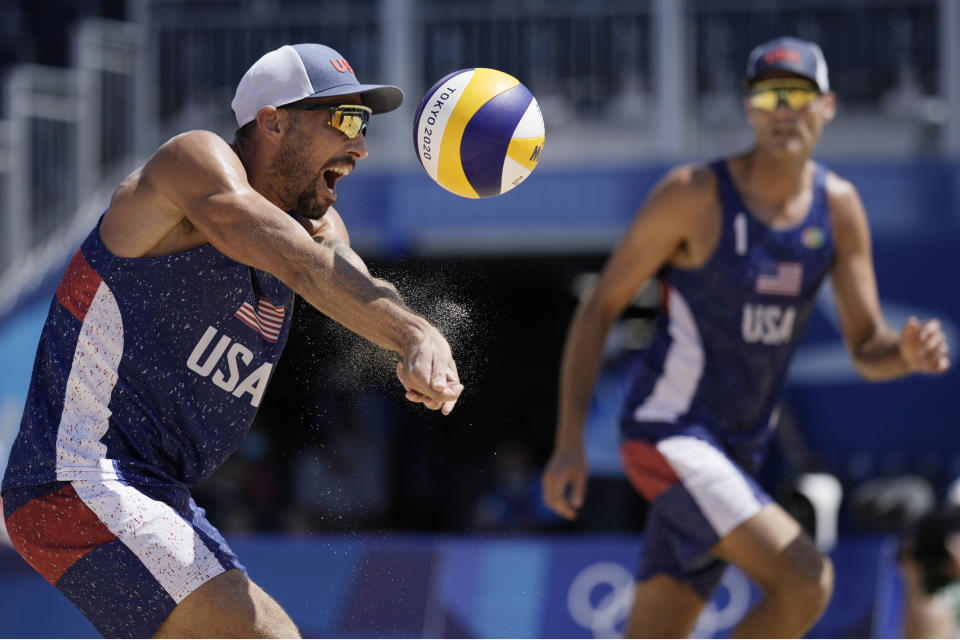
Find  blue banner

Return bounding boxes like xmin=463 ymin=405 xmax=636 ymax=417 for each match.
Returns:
xmin=0 ymin=533 xmax=903 ymax=638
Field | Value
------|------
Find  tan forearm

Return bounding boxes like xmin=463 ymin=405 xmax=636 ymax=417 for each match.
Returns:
xmin=315 ymin=235 xmax=406 ymax=307
xmin=556 ymin=300 xmax=617 ymax=449
xmin=291 ymin=249 xmax=429 ymax=354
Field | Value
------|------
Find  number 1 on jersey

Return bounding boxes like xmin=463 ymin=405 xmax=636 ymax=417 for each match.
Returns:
xmin=734 ymin=213 xmax=748 ymax=256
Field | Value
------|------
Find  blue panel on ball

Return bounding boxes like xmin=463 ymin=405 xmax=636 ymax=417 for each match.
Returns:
xmin=460 ymin=84 xmax=533 ymax=197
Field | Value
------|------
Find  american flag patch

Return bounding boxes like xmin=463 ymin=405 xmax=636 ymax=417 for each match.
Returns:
xmin=235 ymin=297 xmax=285 ymax=342
xmin=756 ymin=262 xmax=803 ymax=297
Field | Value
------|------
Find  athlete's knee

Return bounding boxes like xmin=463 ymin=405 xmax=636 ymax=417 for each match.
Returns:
xmin=229 ymin=578 xmax=300 ymax=638
xmin=790 ymin=553 xmax=832 ymax=615
xmin=216 ymin=581 xmax=301 ymax=639
xmin=156 ymin=570 xmax=300 ymax=639
xmin=249 ymin=608 xmax=301 ymax=639
xmin=770 ymin=546 xmax=834 ymax=620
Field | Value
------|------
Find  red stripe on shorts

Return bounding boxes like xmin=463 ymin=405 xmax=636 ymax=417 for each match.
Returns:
xmin=56 ymin=250 xmax=103 ymax=322
xmin=5 ymin=484 xmax=117 ymax=585
xmin=620 ymin=440 xmax=681 ymax=501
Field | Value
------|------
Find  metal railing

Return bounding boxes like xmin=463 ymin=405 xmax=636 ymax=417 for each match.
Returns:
xmin=127 ymin=0 xmax=959 ymax=163
xmin=4 ymin=64 xmax=79 ymax=270
xmin=1 ymin=0 xmax=959 ymax=278
xmin=1 ymin=18 xmax=142 ymax=274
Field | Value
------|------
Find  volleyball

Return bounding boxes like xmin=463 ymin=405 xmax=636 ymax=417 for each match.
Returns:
xmin=413 ymin=68 xmax=545 ymax=198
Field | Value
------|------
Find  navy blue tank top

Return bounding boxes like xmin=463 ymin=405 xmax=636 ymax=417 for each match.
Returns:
xmin=621 ymin=159 xmax=835 ymax=450
xmin=3 ymin=219 xmax=294 ymax=490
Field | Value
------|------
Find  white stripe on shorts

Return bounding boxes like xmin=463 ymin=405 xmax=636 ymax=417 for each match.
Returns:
xmin=189 ymin=497 xmax=246 ymax=573
xmin=656 ymin=436 xmax=764 ymax=537
xmin=72 ymin=479 xmax=229 ymax=603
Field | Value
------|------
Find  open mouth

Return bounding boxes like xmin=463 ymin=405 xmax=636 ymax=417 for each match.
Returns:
xmin=322 ymin=166 xmax=351 ymax=197
xmin=771 ymin=128 xmax=800 ymax=140
xmin=771 ymin=122 xmax=799 ymax=136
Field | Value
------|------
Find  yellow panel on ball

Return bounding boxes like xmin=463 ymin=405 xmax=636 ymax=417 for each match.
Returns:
xmin=436 ymin=69 xmax=520 ymax=198
xmin=506 ymin=135 xmax=545 ymax=172
xmin=414 ymin=68 xmax=545 ymax=198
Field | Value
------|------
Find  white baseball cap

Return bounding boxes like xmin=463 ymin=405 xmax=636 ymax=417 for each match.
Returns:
xmin=231 ymin=43 xmax=404 ymax=127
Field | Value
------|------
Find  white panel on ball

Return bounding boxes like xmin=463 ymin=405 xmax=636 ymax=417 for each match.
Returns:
xmin=415 ymin=70 xmax=475 ymax=183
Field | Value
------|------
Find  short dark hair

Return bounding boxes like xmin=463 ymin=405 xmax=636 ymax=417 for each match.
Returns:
xmin=232 ymin=107 xmax=302 ymax=145
xmin=233 ymin=120 xmax=257 ymax=145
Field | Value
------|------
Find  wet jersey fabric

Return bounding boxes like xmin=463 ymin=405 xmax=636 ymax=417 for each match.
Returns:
xmin=621 ymin=159 xmax=835 ymax=454
xmin=2 ymin=219 xmax=294 ymax=491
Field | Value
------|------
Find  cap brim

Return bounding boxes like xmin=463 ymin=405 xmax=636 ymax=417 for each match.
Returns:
xmin=306 ymin=84 xmax=404 ymax=114
xmin=746 ymin=65 xmax=826 ymax=92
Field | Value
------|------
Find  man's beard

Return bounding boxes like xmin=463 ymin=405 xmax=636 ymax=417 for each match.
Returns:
xmin=291 ymin=178 xmax=329 ymax=220
xmin=274 ymin=138 xmax=330 ymax=219
xmin=274 ymin=123 xmax=342 ymax=220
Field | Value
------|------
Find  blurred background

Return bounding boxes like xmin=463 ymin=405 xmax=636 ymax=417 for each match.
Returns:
xmin=0 ymin=0 xmax=959 ymax=637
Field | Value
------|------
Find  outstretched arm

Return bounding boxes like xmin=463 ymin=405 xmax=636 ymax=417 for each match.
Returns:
xmin=541 ymin=165 xmax=713 ymax=520
xmin=121 ymin=130 xmax=462 ymax=413
xmin=827 ymin=174 xmax=950 ymax=381
xmin=308 ymin=207 xmax=450 ymax=410
xmin=311 ymin=207 xmax=404 ymax=305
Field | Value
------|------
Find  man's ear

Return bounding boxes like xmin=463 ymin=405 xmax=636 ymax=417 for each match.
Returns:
xmin=255 ymin=106 xmax=286 ymax=143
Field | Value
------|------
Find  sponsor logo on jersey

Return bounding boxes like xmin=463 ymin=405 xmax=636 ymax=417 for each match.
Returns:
xmin=801 ymin=226 xmax=826 ymax=250
xmin=756 ymin=261 xmax=803 ymax=297
xmin=186 ymin=326 xmax=273 ymax=407
xmin=742 ymin=303 xmax=796 ymax=345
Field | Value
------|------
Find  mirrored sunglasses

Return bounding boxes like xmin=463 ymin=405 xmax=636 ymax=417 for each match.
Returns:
xmin=748 ymin=79 xmax=821 ymax=112
xmin=282 ymin=102 xmax=372 ymax=138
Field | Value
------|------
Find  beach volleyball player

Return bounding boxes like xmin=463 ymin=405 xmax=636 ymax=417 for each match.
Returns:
xmin=1 ymin=43 xmax=463 ymax=638
xmin=543 ymin=37 xmax=950 ymax=637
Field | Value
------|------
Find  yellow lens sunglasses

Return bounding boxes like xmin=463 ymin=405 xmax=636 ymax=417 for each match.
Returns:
xmin=748 ymin=79 xmax=821 ymax=112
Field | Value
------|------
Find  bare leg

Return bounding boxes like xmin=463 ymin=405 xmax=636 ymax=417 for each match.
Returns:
xmin=154 ymin=569 xmax=300 ymax=638
xmin=624 ymin=574 xmax=706 ymax=638
xmin=712 ymin=503 xmax=834 ymax=638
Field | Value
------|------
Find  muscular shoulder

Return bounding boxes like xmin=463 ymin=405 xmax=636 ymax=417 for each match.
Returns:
xmin=825 ymin=171 xmax=870 ymax=241
xmin=148 ymin=130 xmax=246 ymax=193
xmin=102 ymin=130 xmax=248 ymax=257
xmin=825 ymin=171 xmax=861 ymax=209
xmin=658 ymin=163 xmax=717 ymax=200
xmin=642 ymin=163 xmax=718 ymax=229
xmin=160 ymin=129 xmax=233 ymax=156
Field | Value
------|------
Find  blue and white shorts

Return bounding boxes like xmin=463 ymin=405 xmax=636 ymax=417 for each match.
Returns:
xmin=2 ymin=480 xmax=244 ymax=638
xmin=619 ymin=423 xmax=771 ymax=600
